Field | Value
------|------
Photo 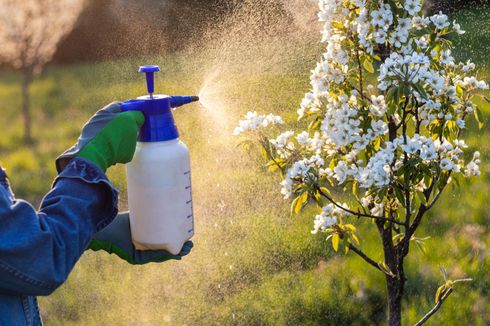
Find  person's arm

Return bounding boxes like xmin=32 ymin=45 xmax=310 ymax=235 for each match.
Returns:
xmin=0 ymin=158 xmax=118 ymax=296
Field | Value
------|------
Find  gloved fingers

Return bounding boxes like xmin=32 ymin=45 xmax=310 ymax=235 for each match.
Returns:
xmin=133 ymin=249 xmax=181 ymax=265
xmin=116 ymin=112 xmax=145 ymax=163
xmin=132 ymin=241 xmax=194 ymax=265
xmin=179 ymin=241 xmax=194 ymax=256
xmin=89 ymin=239 xmax=135 ymax=263
xmin=124 ymin=111 xmax=145 ymax=127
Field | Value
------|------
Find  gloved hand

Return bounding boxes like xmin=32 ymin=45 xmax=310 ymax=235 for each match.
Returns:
xmin=87 ymin=212 xmax=193 ymax=265
xmin=56 ymin=102 xmax=145 ymax=173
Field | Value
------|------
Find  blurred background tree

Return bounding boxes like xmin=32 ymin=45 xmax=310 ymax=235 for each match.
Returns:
xmin=54 ymin=0 xmax=234 ymax=63
xmin=0 ymin=0 xmax=85 ymax=143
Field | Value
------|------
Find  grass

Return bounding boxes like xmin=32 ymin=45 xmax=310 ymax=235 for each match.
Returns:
xmin=0 ymin=6 xmax=488 ymax=326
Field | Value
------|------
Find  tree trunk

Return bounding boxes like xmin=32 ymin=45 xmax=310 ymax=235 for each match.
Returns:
xmin=378 ymin=220 xmax=405 ymax=326
xmin=386 ymin=276 xmax=404 ymax=326
xmin=21 ymin=68 xmax=33 ymax=144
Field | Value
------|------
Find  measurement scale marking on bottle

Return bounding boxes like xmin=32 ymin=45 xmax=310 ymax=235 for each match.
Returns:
xmin=185 ymin=170 xmax=194 ymax=234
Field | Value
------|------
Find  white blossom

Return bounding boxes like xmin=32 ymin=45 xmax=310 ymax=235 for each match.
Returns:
xmin=404 ymin=0 xmax=421 ymax=16
xmin=440 ymin=158 xmax=453 ymax=171
xmin=311 ymin=204 xmax=339 ymax=234
xmin=430 ymin=12 xmax=450 ymax=30
xmin=453 ymin=21 xmax=465 ymax=35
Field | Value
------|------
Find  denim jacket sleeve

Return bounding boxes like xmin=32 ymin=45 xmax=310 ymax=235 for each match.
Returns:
xmin=0 ymin=158 xmax=118 ymax=296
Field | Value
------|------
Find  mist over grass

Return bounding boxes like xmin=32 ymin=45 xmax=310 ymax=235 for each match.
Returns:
xmin=0 ymin=4 xmax=488 ymax=325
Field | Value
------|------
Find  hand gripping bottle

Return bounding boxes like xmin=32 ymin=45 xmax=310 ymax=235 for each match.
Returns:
xmin=121 ymin=65 xmax=199 ymax=255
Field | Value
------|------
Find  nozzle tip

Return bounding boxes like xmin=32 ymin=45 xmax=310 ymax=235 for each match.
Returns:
xmin=191 ymin=96 xmax=200 ymax=102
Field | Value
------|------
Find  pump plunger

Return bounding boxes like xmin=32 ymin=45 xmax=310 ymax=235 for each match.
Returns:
xmin=139 ymin=65 xmax=160 ymax=97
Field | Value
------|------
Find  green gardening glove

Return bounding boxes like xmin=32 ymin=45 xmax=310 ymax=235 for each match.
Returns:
xmin=88 ymin=212 xmax=194 ymax=265
xmin=56 ymin=102 xmax=144 ymax=173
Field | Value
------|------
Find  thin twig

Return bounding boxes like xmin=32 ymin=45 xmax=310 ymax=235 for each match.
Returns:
xmin=414 ymin=288 xmax=454 ymax=326
xmin=348 ymin=244 xmax=382 ymax=272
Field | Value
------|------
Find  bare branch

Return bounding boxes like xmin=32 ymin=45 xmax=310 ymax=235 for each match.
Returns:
xmin=414 ymin=288 xmax=454 ymax=326
xmin=317 ymin=187 xmax=405 ymax=226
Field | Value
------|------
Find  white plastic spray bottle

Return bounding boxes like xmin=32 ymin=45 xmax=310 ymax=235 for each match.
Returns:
xmin=121 ymin=65 xmax=199 ymax=255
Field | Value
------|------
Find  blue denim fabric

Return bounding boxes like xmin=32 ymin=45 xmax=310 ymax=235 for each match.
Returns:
xmin=0 ymin=158 xmax=118 ymax=325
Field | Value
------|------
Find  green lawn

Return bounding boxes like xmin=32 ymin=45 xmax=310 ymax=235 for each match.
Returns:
xmin=0 ymin=6 xmax=488 ymax=326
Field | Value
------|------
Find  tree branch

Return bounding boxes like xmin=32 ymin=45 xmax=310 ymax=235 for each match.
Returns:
xmin=348 ymin=244 xmax=382 ymax=272
xmin=317 ymin=187 xmax=405 ymax=226
xmin=356 ymin=48 xmax=365 ymax=110
xmin=414 ymin=288 xmax=454 ymax=326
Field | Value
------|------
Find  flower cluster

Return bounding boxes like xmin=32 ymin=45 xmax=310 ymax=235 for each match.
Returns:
xmin=311 ymin=204 xmax=349 ymax=234
xmin=235 ymin=0 xmax=486 ymax=234
xmin=280 ymin=155 xmax=325 ymax=199
xmin=233 ymin=111 xmax=283 ymax=135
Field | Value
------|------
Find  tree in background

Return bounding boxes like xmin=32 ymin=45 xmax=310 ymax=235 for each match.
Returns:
xmin=0 ymin=0 xmax=85 ymax=143
xmin=235 ymin=0 xmax=487 ymax=325
xmin=54 ymin=0 xmax=231 ymax=63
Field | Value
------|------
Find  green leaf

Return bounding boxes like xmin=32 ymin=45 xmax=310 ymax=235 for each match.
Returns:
xmin=413 ymin=83 xmax=428 ymax=100
xmin=352 ymin=180 xmax=359 ymax=197
xmin=290 ymin=196 xmax=300 ymax=216
xmin=435 ymin=285 xmax=445 ymax=303
xmin=297 ymin=192 xmax=309 ymax=214
xmin=320 ymin=187 xmax=331 ymax=196
xmin=313 ymin=191 xmax=324 ymax=207
xmin=378 ymin=261 xmax=396 ymax=278
xmin=351 ymin=233 xmax=360 ymax=245
xmin=392 ymin=233 xmax=405 ymax=244
xmin=415 ymin=239 xmax=427 ymax=255
xmin=332 ymin=21 xmax=344 ymax=29
xmin=432 ymin=43 xmax=441 ymax=53
xmin=440 ymin=265 xmax=449 ymax=281
xmin=267 ymin=160 xmax=283 ymax=172
xmin=309 ymin=117 xmax=322 ymax=131
xmin=374 ymin=137 xmax=382 ymax=151
xmin=332 ymin=233 xmax=340 ymax=252
xmin=260 ymin=145 xmax=269 ymax=161
xmin=344 ymin=224 xmax=357 ymax=232
xmin=394 ymin=186 xmax=405 ymax=206
xmin=386 ymin=86 xmax=398 ymax=104
xmin=397 ymin=85 xmax=404 ymax=102
xmin=363 ymin=58 xmax=374 ymax=73
xmin=456 ymin=85 xmax=464 ymax=98
xmin=474 ymin=107 xmax=484 ymax=129
xmin=416 ymin=191 xmax=427 ymax=206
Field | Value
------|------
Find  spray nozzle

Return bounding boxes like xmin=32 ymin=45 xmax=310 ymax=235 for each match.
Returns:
xmin=170 ymin=96 xmax=200 ymax=108
xmin=139 ymin=65 xmax=160 ymax=96
xmin=121 ymin=65 xmax=200 ymax=142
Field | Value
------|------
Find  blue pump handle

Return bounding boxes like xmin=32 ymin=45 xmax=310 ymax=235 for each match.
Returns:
xmin=139 ymin=65 xmax=160 ymax=95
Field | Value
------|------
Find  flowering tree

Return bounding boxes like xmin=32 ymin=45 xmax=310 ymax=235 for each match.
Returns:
xmin=0 ymin=0 xmax=85 ymax=143
xmin=234 ymin=0 xmax=487 ymax=325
